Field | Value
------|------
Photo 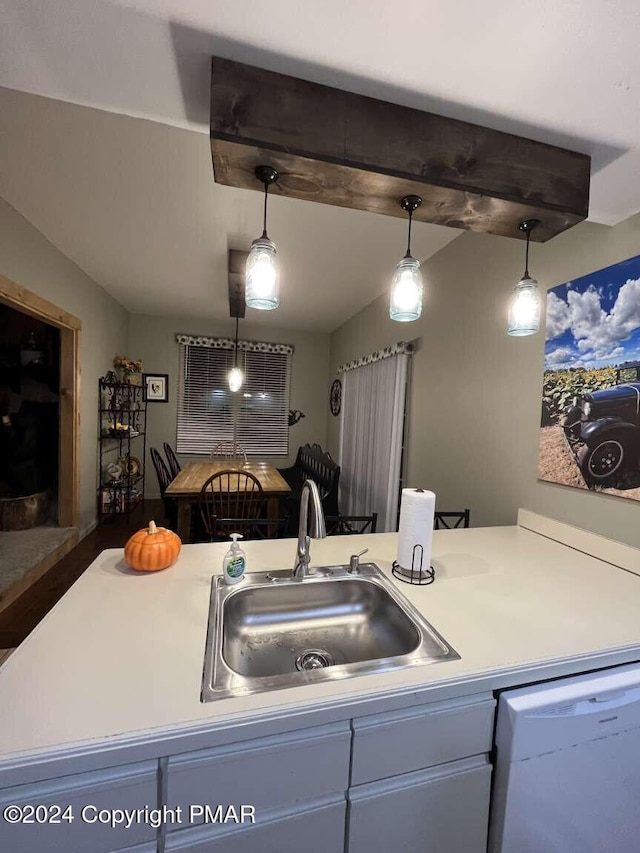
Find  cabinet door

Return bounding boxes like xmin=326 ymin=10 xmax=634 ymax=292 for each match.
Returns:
xmin=348 ymin=756 xmax=491 ymax=853
xmin=166 ymin=722 xmax=349 ymax=831
xmin=0 ymin=760 xmax=157 ymax=853
xmin=165 ymin=796 xmax=345 ymax=853
xmin=351 ymin=693 xmax=495 ymax=784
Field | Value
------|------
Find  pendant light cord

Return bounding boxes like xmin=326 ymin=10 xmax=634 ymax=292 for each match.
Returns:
xmin=262 ymin=180 xmax=269 ymax=239
xmin=524 ymin=228 xmax=531 ymax=278
xmin=405 ymin=208 xmax=414 ymax=258
xmin=233 ymin=314 xmax=239 ymax=368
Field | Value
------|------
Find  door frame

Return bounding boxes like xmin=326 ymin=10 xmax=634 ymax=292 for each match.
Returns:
xmin=0 ymin=274 xmax=81 ymax=527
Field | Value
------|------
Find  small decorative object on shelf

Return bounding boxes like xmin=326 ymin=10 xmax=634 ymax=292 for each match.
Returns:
xmin=97 ymin=376 xmax=147 ymax=522
xmin=113 ymin=355 xmax=143 ymax=386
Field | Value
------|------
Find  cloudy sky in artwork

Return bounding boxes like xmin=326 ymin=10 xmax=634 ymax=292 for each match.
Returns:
xmin=544 ymin=255 xmax=640 ymax=370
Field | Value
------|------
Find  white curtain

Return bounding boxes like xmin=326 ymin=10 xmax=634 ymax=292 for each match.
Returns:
xmin=340 ymin=353 xmax=408 ymax=532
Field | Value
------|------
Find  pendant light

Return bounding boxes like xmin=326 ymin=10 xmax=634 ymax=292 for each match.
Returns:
xmin=507 ymin=219 xmax=541 ymax=336
xmin=245 ymin=165 xmax=279 ymax=310
xmin=227 ymin=314 xmax=244 ymax=392
xmin=390 ymin=195 xmax=424 ymax=322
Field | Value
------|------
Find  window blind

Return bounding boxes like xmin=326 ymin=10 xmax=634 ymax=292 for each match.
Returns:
xmin=177 ymin=341 xmax=291 ymax=456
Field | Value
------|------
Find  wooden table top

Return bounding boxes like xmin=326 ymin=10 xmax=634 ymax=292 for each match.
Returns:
xmin=165 ymin=461 xmax=291 ymax=498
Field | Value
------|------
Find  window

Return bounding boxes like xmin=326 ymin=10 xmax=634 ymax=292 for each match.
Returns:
xmin=176 ymin=337 xmax=292 ymax=456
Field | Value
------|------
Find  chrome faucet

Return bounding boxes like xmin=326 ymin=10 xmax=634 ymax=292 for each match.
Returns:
xmin=292 ymin=479 xmax=327 ymax=579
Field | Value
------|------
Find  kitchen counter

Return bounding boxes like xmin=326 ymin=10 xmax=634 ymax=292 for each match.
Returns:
xmin=1 ymin=509 xmax=640 ymax=774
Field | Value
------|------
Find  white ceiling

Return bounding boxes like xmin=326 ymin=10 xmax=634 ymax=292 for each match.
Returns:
xmin=1 ymin=0 xmax=640 ymax=327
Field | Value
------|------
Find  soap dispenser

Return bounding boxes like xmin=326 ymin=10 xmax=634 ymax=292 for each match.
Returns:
xmin=223 ymin=533 xmax=246 ymax=585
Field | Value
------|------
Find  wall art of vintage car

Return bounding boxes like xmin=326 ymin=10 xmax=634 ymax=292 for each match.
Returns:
xmin=563 ymin=362 xmax=640 ymax=488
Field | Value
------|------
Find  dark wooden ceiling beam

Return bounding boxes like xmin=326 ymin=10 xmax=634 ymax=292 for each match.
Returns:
xmin=228 ymin=249 xmax=247 ymax=318
xmin=210 ymin=57 xmax=590 ymax=242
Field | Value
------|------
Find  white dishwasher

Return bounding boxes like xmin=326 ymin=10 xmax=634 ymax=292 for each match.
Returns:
xmin=489 ymin=662 xmax=640 ymax=853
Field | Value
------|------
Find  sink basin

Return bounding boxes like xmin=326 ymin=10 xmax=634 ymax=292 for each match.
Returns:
xmin=201 ymin=563 xmax=459 ymax=702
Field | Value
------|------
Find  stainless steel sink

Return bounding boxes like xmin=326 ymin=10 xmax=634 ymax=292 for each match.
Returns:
xmin=201 ymin=563 xmax=459 ymax=701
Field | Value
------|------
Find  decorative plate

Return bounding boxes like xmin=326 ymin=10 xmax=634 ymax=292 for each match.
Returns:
xmin=121 ymin=455 xmax=140 ymax=476
xmin=330 ymin=378 xmax=342 ymax=416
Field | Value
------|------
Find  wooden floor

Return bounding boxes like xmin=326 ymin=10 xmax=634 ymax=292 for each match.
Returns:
xmin=0 ymin=500 xmax=167 ymax=649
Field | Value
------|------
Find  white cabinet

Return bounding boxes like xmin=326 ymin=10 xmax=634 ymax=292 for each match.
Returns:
xmin=164 ymin=795 xmax=345 ymax=853
xmin=348 ymin=756 xmax=491 ymax=853
xmin=351 ymin=693 xmax=495 ymax=785
xmin=0 ymin=761 xmax=158 ymax=853
xmin=166 ymin=722 xmax=350 ymax=831
xmin=348 ymin=693 xmax=495 ymax=853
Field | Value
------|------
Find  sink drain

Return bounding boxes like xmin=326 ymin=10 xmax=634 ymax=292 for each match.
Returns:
xmin=295 ymin=649 xmax=335 ymax=671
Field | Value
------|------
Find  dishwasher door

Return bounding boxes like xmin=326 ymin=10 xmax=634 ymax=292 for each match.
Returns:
xmin=489 ymin=662 xmax=640 ymax=853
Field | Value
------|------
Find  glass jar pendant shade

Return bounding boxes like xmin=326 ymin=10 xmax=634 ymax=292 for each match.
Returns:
xmin=507 ymin=219 xmax=541 ymax=336
xmin=246 ymin=166 xmax=280 ymax=311
xmin=390 ymin=195 xmax=423 ymax=322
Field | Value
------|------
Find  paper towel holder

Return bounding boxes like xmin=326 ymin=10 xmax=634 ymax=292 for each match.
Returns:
xmin=392 ymin=543 xmax=435 ymax=586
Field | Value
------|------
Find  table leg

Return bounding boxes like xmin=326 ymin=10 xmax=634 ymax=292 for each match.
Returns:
xmin=177 ymin=500 xmax=192 ymax=543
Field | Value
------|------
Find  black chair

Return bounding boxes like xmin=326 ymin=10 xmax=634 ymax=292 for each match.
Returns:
xmin=150 ymin=447 xmax=177 ymax=529
xmin=434 ymin=509 xmax=470 ymax=530
xmin=163 ymin=442 xmax=181 ymax=480
xmin=206 ymin=515 xmax=289 ymax=541
xmin=325 ymin=513 xmax=378 ymax=535
xmin=198 ymin=469 xmax=265 ymax=542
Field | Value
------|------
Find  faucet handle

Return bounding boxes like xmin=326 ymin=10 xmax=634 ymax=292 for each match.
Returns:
xmin=349 ymin=548 xmax=368 ymax=574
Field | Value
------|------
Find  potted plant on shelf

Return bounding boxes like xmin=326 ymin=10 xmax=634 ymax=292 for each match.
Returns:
xmin=113 ymin=355 xmax=143 ymax=386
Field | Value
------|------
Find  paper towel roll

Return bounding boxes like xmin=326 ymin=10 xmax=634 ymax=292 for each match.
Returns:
xmin=396 ymin=488 xmax=436 ymax=572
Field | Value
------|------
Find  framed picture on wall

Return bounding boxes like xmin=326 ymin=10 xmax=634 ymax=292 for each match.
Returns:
xmin=142 ymin=373 xmax=169 ymax=403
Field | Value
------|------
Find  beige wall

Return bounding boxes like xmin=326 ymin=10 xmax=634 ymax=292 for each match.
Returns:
xmin=128 ymin=314 xmax=330 ymax=497
xmin=329 ymin=212 xmax=640 ymax=548
xmin=0 ymin=197 xmax=128 ymax=534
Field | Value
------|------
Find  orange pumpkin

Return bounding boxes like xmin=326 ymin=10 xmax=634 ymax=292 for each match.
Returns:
xmin=124 ymin=520 xmax=181 ymax=572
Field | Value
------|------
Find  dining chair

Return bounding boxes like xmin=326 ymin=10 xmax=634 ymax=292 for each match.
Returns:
xmin=210 ymin=440 xmax=247 ymax=466
xmin=150 ymin=447 xmax=177 ymax=528
xmin=198 ymin=469 xmax=264 ymax=541
xmin=163 ymin=442 xmax=181 ymax=480
xmin=325 ymin=513 xmax=378 ymax=535
xmin=434 ymin=509 xmax=471 ymax=529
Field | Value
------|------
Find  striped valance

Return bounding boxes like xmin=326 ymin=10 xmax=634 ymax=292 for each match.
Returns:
xmin=338 ymin=341 xmax=414 ymax=374
xmin=176 ymin=334 xmax=294 ymax=355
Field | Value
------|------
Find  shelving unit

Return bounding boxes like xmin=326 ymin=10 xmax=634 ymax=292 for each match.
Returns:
xmin=97 ymin=377 xmax=147 ymax=522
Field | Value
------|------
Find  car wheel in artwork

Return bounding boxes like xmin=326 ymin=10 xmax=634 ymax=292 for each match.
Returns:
xmin=578 ymin=432 xmax=632 ymax=487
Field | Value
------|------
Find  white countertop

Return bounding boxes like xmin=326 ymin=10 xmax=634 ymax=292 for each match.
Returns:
xmin=2 ymin=512 xmax=640 ymax=767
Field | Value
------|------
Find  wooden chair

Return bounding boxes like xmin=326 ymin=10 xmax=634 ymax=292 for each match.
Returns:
xmin=434 ymin=509 xmax=470 ymax=530
xmin=325 ymin=514 xmax=378 ymax=535
xmin=210 ymin=440 xmax=247 ymax=466
xmin=163 ymin=442 xmax=181 ymax=480
xmin=198 ymin=469 xmax=264 ymax=541
xmin=150 ymin=447 xmax=177 ymax=529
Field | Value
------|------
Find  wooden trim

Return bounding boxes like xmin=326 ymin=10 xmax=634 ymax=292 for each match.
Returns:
xmin=0 ymin=275 xmax=81 ymax=330
xmin=210 ymin=57 xmax=590 ymax=242
xmin=517 ymin=508 xmax=640 ymax=576
xmin=0 ymin=274 xmax=81 ymax=527
xmin=0 ymin=529 xmax=79 ymax=615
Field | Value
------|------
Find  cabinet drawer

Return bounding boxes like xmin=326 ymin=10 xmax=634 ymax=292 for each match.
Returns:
xmin=166 ymin=722 xmax=350 ymax=830
xmin=348 ymin=756 xmax=492 ymax=853
xmin=351 ymin=693 xmax=495 ymax=784
xmin=0 ymin=760 xmax=157 ymax=853
xmin=165 ymin=796 xmax=346 ymax=853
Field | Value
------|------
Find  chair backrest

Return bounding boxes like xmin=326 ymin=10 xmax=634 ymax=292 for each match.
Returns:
xmin=150 ymin=447 xmax=171 ymax=496
xmin=199 ymin=469 xmax=264 ymax=539
xmin=296 ymin=443 xmax=341 ymax=515
xmin=163 ymin=442 xmax=181 ymax=480
xmin=434 ymin=509 xmax=470 ymax=530
xmin=207 ymin=515 xmax=287 ymax=541
xmin=325 ymin=514 xmax=378 ymax=535
xmin=210 ymin=440 xmax=247 ymax=466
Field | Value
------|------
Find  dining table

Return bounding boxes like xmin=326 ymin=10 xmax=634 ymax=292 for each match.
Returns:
xmin=165 ymin=460 xmax=292 ymax=543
